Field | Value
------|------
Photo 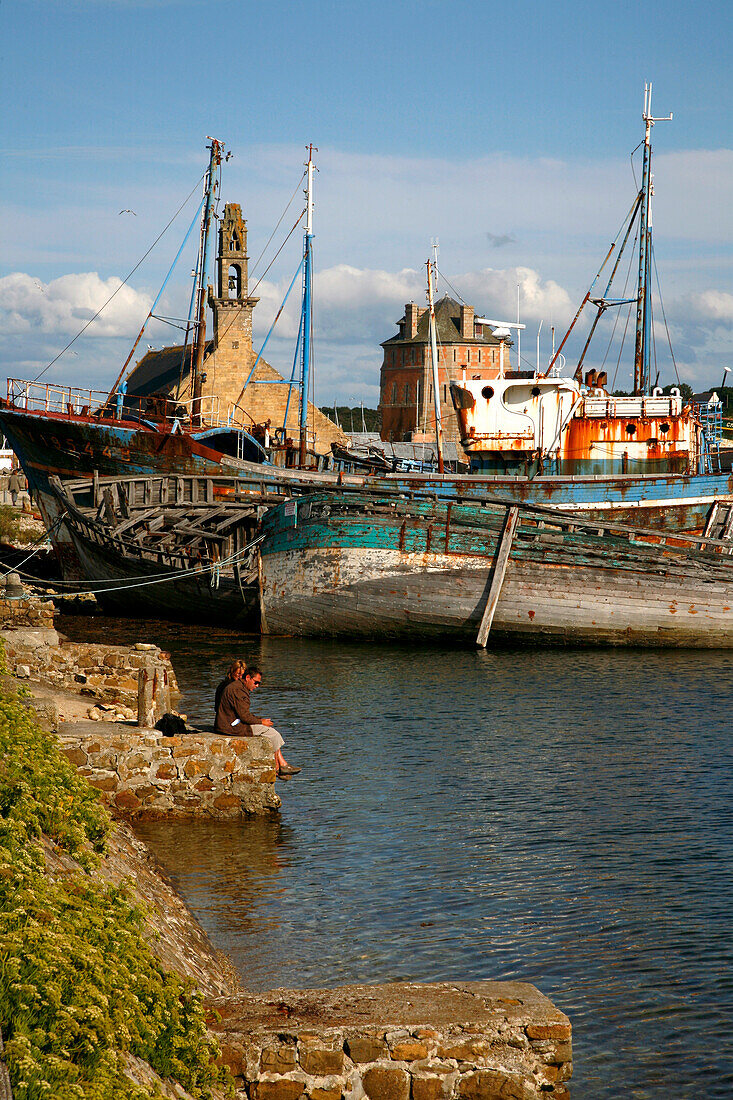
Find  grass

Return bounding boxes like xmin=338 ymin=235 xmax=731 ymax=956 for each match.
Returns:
xmin=0 ymin=650 xmax=232 ymax=1099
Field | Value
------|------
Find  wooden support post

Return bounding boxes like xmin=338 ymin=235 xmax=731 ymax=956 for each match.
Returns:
xmin=476 ymin=506 xmax=519 ymax=648
xmin=137 ymin=661 xmax=171 ymax=727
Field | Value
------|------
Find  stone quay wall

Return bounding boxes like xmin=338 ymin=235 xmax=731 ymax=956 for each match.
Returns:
xmin=57 ymin=727 xmax=281 ymax=818
xmin=210 ymin=981 xmax=572 ymax=1100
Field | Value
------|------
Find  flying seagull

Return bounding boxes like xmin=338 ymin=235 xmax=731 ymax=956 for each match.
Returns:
xmin=118 ymin=209 xmax=137 ymax=215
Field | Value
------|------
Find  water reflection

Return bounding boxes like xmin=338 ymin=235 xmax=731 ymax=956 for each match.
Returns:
xmin=58 ymin=616 xmax=733 ymax=1099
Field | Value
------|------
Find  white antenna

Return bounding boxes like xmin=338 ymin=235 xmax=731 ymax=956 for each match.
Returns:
xmin=536 ymin=319 xmax=543 ymax=375
xmin=431 ymin=238 xmax=439 ymax=294
xmin=475 ymin=317 xmax=526 ymax=378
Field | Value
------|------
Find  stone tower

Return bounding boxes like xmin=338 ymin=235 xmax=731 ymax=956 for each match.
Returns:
xmin=201 ymin=203 xmax=259 ymax=412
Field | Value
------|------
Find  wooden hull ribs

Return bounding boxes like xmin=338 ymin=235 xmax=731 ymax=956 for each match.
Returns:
xmin=258 ymin=494 xmax=733 ymax=646
xmin=50 ymin=476 xmax=264 ymax=624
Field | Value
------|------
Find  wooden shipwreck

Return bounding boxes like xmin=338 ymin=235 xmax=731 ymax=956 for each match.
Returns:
xmin=258 ymin=490 xmax=733 ymax=646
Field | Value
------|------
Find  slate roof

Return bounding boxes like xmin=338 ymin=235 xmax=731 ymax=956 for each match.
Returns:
xmin=124 ymin=342 xmax=214 ymax=397
xmin=692 ymin=390 xmax=721 ymax=405
xmin=382 ymin=295 xmax=512 ymax=347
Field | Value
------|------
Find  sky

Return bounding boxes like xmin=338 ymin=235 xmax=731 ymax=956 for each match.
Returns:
xmin=1 ymin=0 xmax=732 ymax=406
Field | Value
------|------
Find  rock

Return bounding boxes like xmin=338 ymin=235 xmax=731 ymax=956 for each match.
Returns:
xmin=251 ymin=1081 xmax=305 ymax=1100
xmin=457 ymin=1070 xmax=534 ymax=1099
xmin=362 ymin=1065 xmax=410 ymax=1100
xmin=298 ymin=1047 xmax=344 ymax=1076
xmin=411 ymin=1077 xmax=447 ymax=1100
xmin=15 ymin=665 xmax=30 ymax=678
xmin=390 ymin=1041 xmax=429 ymax=1062
xmin=261 ymin=1047 xmax=297 ymax=1073
xmin=345 ymin=1037 xmax=388 ymax=1063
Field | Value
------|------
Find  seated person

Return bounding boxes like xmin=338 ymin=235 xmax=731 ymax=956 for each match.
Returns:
xmin=215 ymin=664 xmax=300 ymax=779
xmin=214 ymin=659 xmax=246 ymax=724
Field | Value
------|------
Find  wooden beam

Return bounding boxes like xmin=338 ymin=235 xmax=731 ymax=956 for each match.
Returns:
xmin=476 ymin=506 xmax=519 ymax=648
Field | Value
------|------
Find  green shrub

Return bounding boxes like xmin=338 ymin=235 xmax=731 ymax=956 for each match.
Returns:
xmin=0 ymin=505 xmax=23 ymax=544
xmin=0 ymin=657 xmax=231 ymax=1099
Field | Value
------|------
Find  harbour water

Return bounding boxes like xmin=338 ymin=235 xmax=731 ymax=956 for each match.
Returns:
xmin=59 ymin=616 xmax=733 ymax=1098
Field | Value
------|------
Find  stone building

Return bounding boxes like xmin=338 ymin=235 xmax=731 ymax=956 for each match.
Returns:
xmin=124 ymin=203 xmax=345 ymax=454
xmin=379 ymin=295 xmax=512 ymax=442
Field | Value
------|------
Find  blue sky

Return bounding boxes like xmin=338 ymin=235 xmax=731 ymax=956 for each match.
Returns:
xmin=2 ymin=0 xmax=731 ymax=403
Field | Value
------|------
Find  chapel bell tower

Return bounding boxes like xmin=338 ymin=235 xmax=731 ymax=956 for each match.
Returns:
xmin=205 ymin=202 xmax=259 ymax=408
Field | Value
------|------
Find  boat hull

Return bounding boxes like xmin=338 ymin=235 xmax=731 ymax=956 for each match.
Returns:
xmin=65 ymin=523 xmax=257 ymax=624
xmin=259 ymin=498 xmax=733 ymax=646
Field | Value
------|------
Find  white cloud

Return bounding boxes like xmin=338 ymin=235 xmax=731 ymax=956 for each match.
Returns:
xmin=0 ymin=272 xmax=151 ymax=337
xmin=254 ymin=262 xmax=574 ymax=347
xmin=681 ymin=289 xmax=733 ymax=323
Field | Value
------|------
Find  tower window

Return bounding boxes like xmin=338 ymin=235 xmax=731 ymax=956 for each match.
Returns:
xmin=404 ymin=383 xmax=410 ymax=402
xmin=227 ymin=264 xmax=241 ymax=299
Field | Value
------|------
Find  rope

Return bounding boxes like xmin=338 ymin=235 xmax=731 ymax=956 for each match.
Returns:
xmin=0 ymin=511 xmax=68 ymax=579
xmin=5 ymin=533 xmax=265 ymax=600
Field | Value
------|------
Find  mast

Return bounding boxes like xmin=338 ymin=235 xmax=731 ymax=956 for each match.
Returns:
xmin=191 ymin=137 xmax=223 ymax=425
xmin=633 ymin=84 xmax=671 ymax=394
xmin=298 ymin=144 xmax=316 ymax=466
xmin=426 ymin=258 xmax=445 ymax=474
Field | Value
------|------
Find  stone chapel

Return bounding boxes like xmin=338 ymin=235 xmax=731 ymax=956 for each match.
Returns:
xmin=124 ymin=203 xmax=345 ymax=454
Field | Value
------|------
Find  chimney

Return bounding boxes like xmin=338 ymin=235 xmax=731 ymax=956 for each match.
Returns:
xmin=405 ymin=302 xmax=421 ymax=339
xmin=460 ymin=305 xmax=474 ymax=339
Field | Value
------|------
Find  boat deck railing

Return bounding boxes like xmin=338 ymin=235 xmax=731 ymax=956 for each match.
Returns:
xmin=5 ymin=378 xmax=259 ymax=435
xmin=582 ymin=394 xmax=683 ymax=418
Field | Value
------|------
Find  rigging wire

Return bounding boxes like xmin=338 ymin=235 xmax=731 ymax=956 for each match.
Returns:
xmin=7 ymin=532 xmax=266 ymax=598
xmin=248 ymin=171 xmax=307 ymax=281
xmin=434 ymin=266 xmax=467 ymax=306
xmin=651 ymin=243 xmax=681 ymax=385
xmin=650 ymin=290 xmax=659 ymax=388
xmin=0 ymin=511 xmax=68 ymax=579
xmin=32 ymin=172 xmax=207 ymax=384
xmin=602 ymin=222 xmax=639 ymax=389
xmin=248 ymin=209 xmax=306 ymax=300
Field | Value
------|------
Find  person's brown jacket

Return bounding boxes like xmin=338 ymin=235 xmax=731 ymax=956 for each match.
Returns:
xmin=214 ymin=680 xmax=261 ymax=736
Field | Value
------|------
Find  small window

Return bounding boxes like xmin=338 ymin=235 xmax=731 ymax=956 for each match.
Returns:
xmin=478 ymin=349 xmax=482 ymax=363
xmin=404 ymin=383 xmax=410 ymax=402
xmin=453 ymin=349 xmax=457 ymax=362
xmin=391 ymin=383 xmax=397 ymax=402
xmin=232 ymin=340 xmax=239 ymax=349
xmin=466 ymin=349 xmax=471 ymax=364
xmin=443 ymin=384 xmax=447 ymax=402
